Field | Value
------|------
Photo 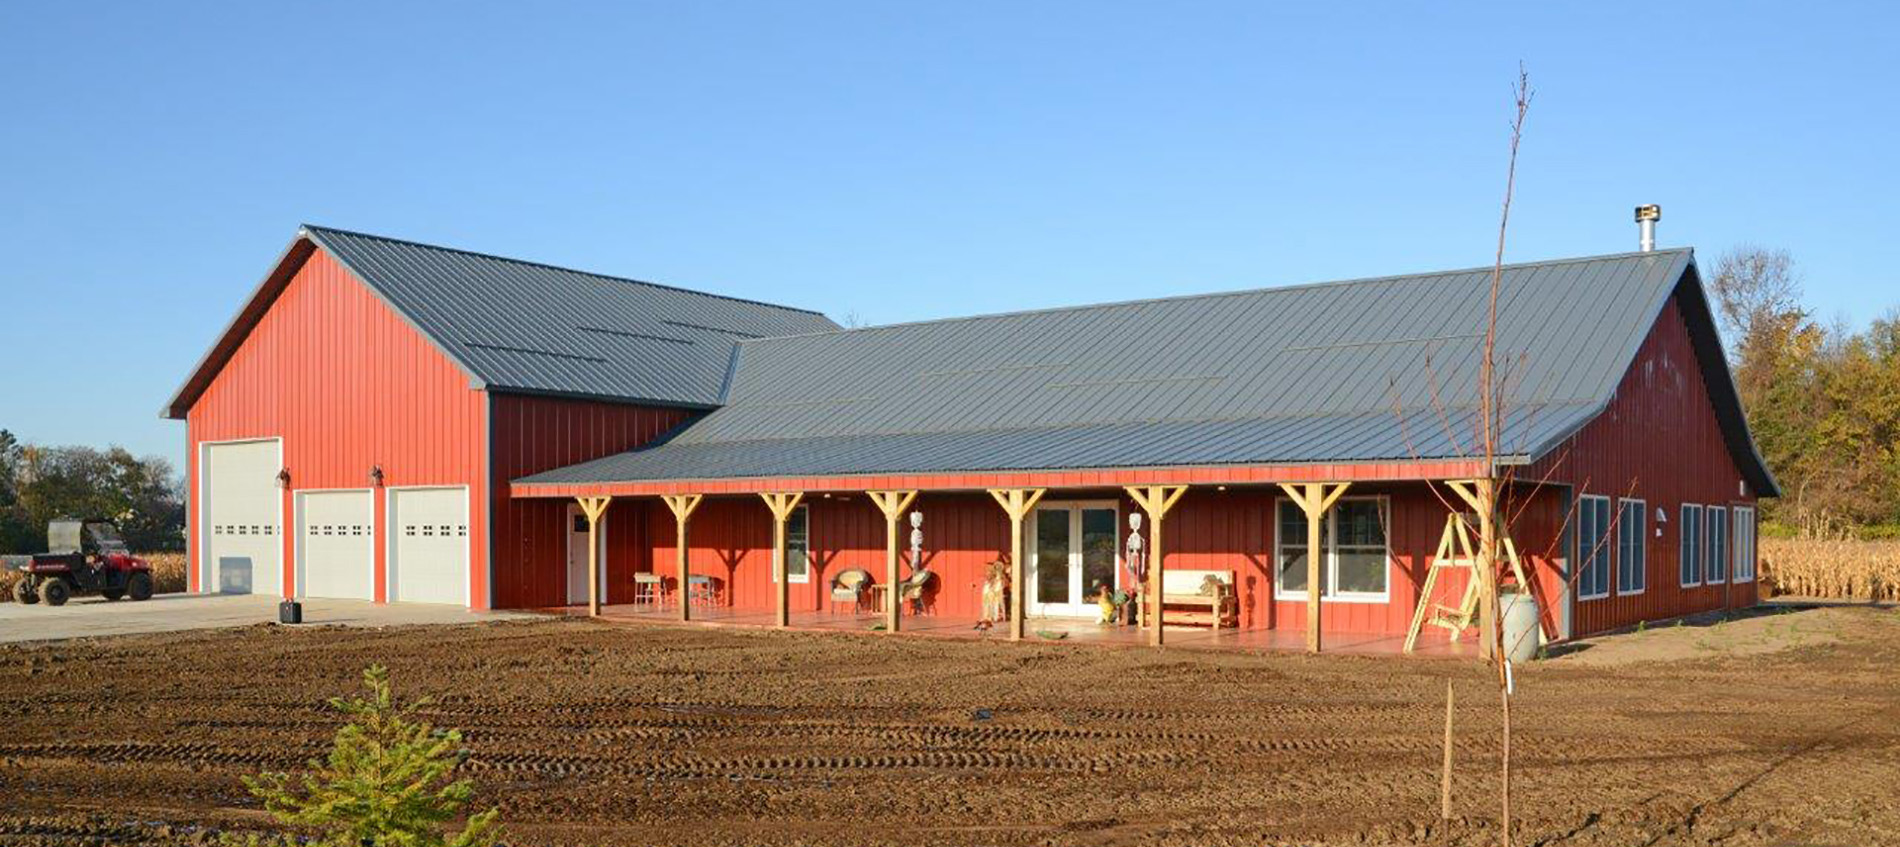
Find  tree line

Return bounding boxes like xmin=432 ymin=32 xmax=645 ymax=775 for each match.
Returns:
xmin=1709 ymin=247 xmax=1900 ymax=538
xmin=0 ymin=429 xmax=185 ymax=553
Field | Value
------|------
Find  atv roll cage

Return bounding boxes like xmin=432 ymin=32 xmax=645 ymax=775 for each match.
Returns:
xmin=47 ymin=519 xmax=130 ymax=557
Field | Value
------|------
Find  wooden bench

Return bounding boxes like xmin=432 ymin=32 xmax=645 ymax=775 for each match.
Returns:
xmin=1155 ymin=569 xmax=1238 ymax=630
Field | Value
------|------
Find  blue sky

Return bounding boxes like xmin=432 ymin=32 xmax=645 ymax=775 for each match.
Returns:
xmin=2 ymin=2 xmax=1895 ymax=463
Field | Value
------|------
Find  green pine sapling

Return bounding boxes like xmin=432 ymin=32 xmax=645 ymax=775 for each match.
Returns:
xmin=231 ymin=665 xmax=499 ymax=847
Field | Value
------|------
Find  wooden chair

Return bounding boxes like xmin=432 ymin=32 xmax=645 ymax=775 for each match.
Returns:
xmin=687 ymin=574 xmax=722 ymax=609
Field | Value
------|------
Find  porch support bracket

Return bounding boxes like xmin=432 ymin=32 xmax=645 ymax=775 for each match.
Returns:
xmin=576 ymin=496 xmax=612 ymax=617
xmin=660 ymin=494 xmax=703 ymax=622
xmin=1278 ymin=481 xmax=1352 ymax=653
xmin=1125 ymin=485 xmax=1189 ymax=647
xmin=867 ymin=490 xmax=919 ymax=633
xmin=987 ymin=488 xmax=1047 ymax=642
xmin=760 ymin=491 xmax=806 ymax=628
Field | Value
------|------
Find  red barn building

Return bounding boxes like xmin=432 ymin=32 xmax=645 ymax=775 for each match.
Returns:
xmin=167 ymin=225 xmax=1775 ymax=652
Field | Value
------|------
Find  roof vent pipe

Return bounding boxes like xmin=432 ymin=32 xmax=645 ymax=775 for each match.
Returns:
xmin=1635 ymin=204 xmax=1661 ymax=252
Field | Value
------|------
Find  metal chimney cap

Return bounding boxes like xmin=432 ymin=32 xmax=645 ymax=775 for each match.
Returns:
xmin=1634 ymin=204 xmax=1662 ymax=222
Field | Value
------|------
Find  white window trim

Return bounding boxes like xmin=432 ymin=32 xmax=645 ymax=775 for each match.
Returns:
xmin=1706 ymin=505 xmax=1730 ymax=585
xmin=1679 ymin=503 xmax=1703 ymax=588
xmin=1577 ymin=494 xmax=1611 ymax=601
xmin=1617 ymin=498 xmax=1648 ymax=596
xmin=1733 ymin=506 xmax=1758 ymax=583
xmin=1272 ymin=495 xmax=1392 ymax=604
xmin=771 ymin=503 xmax=812 ymax=584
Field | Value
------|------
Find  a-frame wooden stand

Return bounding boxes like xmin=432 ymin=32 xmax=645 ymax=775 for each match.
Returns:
xmin=1404 ymin=512 xmax=1548 ymax=652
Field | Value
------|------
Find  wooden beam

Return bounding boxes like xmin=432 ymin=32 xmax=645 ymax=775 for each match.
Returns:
xmin=759 ymin=492 xmax=806 ymax=628
xmin=987 ymin=488 xmax=1046 ymax=641
xmin=660 ymin=494 xmax=702 ymax=621
xmin=1278 ymin=481 xmax=1350 ymax=653
xmin=1124 ymin=485 xmax=1188 ymax=647
xmin=868 ymin=490 xmax=919 ymax=633
xmin=577 ymin=496 xmax=612 ymax=617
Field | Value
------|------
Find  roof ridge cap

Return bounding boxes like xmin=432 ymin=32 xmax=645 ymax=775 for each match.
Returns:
xmin=738 ymin=247 xmax=1697 ymax=345
xmin=298 ymin=223 xmax=830 ymax=318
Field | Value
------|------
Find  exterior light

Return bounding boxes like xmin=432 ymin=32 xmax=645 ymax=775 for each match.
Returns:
xmin=369 ymin=465 xmax=385 ymax=487
xmin=275 ymin=468 xmax=291 ymax=489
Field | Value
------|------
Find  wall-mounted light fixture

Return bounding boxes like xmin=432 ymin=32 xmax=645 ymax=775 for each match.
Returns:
xmin=275 ymin=468 xmax=291 ymax=489
xmin=369 ymin=465 xmax=385 ymax=487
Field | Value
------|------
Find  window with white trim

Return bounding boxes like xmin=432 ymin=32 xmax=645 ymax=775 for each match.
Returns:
xmin=772 ymin=504 xmax=811 ymax=584
xmin=1733 ymin=506 xmax=1757 ymax=582
xmin=1707 ymin=506 xmax=1729 ymax=584
xmin=1679 ymin=504 xmax=1703 ymax=587
xmin=1275 ymin=497 xmax=1389 ymax=600
xmin=1617 ymin=499 xmax=1647 ymax=594
xmin=1576 ymin=495 xmax=1611 ymax=600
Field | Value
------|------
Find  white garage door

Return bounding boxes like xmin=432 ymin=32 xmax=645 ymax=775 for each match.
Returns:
xmin=390 ymin=488 xmax=469 ymax=606
xmin=298 ymin=490 xmax=374 ymax=600
xmin=204 ymin=440 xmax=283 ymax=596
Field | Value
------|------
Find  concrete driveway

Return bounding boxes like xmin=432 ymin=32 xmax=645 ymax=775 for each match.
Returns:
xmin=0 ymin=593 xmax=538 ymax=644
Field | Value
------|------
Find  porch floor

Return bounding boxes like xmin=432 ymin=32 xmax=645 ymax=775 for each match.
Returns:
xmin=542 ymin=603 xmax=1481 ymax=658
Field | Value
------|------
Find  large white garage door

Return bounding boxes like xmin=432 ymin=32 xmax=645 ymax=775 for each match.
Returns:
xmin=298 ymin=490 xmax=374 ymax=600
xmin=204 ymin=440 xmax=283 ymax=596
xmin=390 ymin=488 xmax=469 ymax=606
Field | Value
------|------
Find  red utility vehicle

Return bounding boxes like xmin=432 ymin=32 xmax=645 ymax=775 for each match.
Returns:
xmin=5 ymin=520 xmax=154 ymax=606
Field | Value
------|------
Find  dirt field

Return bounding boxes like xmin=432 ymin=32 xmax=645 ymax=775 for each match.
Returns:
xmin=1 ymin=605 xmax=1897 ymax=846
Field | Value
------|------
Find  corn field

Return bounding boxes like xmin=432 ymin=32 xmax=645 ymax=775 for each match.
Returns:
xmin=1761 ymin=538 xmax=1900 ymax=602
xmin=0 ymin=551 xmax=188 ymax=597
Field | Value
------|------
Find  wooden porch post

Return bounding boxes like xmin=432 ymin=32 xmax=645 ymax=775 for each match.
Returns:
xmin=1125 ymin=485 xmax=1188 ymax=647
xmin=760 ymin=492 xmax=805 ymax=628
xmin=1446 ymin=479 xmax=1500 ymax=661
xmin=1279 ymin=482 xmax=1351 ymax=653
xmin=660 ymin=494 xmax=702 ymax=621
xmin=576 ymin=496 xmax=612 ymax=617
xmin=987 ymin=488 xmax=1047 ymax=642
xmin=868 ymin=490 xmax=919 ymax=633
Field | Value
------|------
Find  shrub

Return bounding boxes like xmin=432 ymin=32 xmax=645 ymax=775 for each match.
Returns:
xmin=231 ymin=665 xmax=499 ymax=847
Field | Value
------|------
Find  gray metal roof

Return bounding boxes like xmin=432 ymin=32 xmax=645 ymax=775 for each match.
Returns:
xmin=519 ymin=247 xmax=1776 ymax=493
xmin=304 ymin=226 xmax=839 ymax=406
xmin=164 ymin=226 xmax=838 ymax=417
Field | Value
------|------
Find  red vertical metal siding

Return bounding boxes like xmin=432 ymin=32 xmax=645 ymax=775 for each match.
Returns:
xmin=1529 ymin=293 xmax=1759 ymax=636
xmin=184 ymin=249 xmax=488 ymax=603
xmin=629 ymin=485 xmax=1460 ymax=635
xmin=487 ymin=393 xmax=689 ymax=609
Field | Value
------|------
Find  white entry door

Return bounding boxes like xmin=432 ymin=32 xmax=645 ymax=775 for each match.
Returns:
xmin=297 ymin=490 xmax=374 ymax=600
xmin=565 ymin=504 xmax=608 ymax=605
xmin=389 ymin=487 xmax=470 ymax=606
xmin=203 ymin=439 xmax=283 ymax=596
xmin=1028 ymin=502 xmax=1120 ymax=617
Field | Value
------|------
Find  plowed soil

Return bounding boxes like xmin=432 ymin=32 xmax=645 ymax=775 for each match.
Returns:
xmin=2 ymin=605 xmax=1897 ymax=846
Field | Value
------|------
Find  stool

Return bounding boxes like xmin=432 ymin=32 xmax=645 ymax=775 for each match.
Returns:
xmin=687 ymin=574 xmax=721 ymax=609
xmin=632 ymin=572 xmax=666 ymax=611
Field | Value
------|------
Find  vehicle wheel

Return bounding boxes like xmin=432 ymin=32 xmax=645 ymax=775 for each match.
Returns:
xmin=102 ymin=589 xmax=124 ymax=601
xmin=41 ymin=580 xmax=70 ymax=607
xmin=12 ymin=580 xmax=37 ymax=605
xmin=128 ymin=572 xmax=153 ymax=602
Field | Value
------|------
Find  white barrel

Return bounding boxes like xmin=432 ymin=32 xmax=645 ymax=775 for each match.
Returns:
xmin=1499 ymin=590 xmax=1541 ymax=662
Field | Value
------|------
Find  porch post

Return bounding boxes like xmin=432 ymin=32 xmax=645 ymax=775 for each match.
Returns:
xmin=868 ymin=490 xmax=919 ymax=633
xmin=987 ymin=488 xmax=1047 ymax=642
xmin=660 ymin=494 xmax=703 ymax=621
xmin=576 ymin=496 xmax=612 ymax=617
xmin=1125 ymin=485 xmax=1188 ymax=647
xmin=1279 ymin=482 xmax=1351 ymax=653
xmin=760 ymin=492 xmax=806 ymax=628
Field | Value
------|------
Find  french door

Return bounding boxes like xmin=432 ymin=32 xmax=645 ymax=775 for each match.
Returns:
xmin=1028 ymin=502 xmax=1120 ymax=617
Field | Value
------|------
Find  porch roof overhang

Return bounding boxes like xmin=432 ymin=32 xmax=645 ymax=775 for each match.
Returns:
xmin=508 ymin=457 xmax=1495 ymax=498
xmin=508 ymin=401 xmax=1582 ymax=498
